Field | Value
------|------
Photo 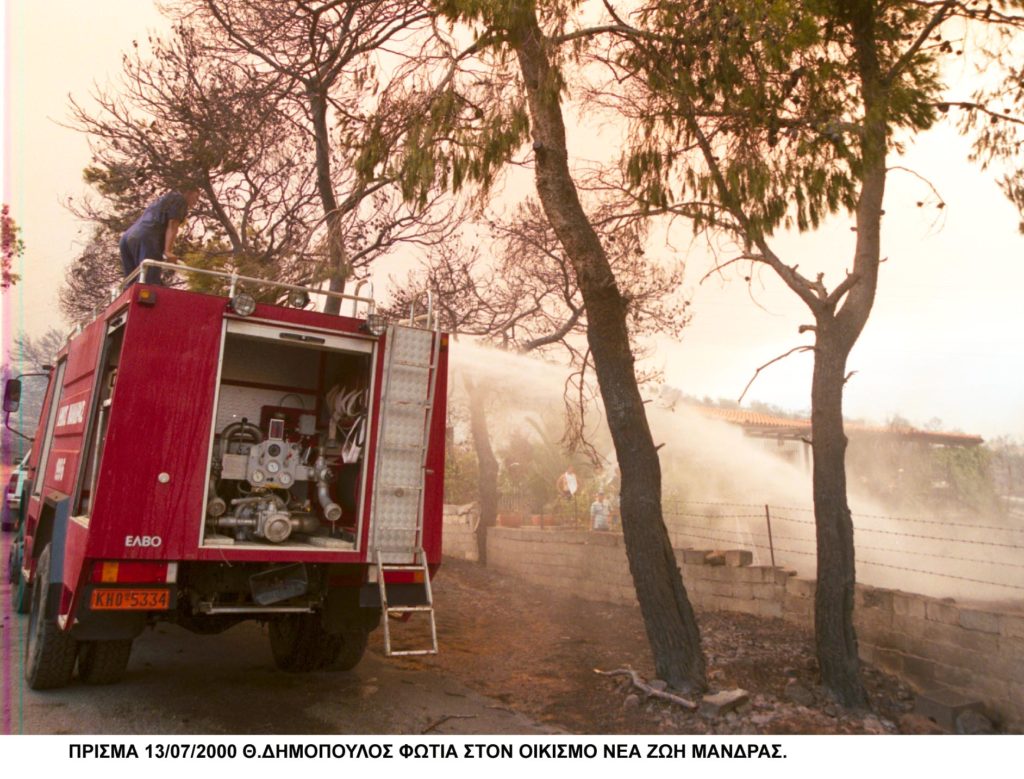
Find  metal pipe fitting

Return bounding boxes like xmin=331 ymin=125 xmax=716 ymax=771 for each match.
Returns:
xmin=314 ymin=456 xmax=343 ymax=523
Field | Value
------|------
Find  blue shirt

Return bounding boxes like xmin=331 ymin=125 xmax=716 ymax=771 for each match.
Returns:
xmin=124 ymin=191 xmax=188 ymax=248
xmin=119 ymin=191 xmax=189 ymax=278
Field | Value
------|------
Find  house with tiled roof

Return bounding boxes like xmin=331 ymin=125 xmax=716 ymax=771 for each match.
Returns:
xmin=655 ymin=387 xmax=988 ymax=506
xmin=692 ymin=404 xmax=983 ymax=448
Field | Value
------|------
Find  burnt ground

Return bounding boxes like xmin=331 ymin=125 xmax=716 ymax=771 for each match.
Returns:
xmin=395 ymin=558 xmax=928 ymax=735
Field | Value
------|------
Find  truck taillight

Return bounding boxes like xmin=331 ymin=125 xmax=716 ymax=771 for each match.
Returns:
xmin=91 ymin=561 xmax=177 ymax=584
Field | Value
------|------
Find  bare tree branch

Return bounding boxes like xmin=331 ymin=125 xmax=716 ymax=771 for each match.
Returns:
xmin=737 ymin=345 xmax=814 ymax=404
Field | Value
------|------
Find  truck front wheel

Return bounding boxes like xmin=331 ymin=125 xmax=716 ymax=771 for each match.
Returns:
xmin=78 ymin=640 xmax=133 ymax=685
xmin=0 ymin=501 xmax=14 ymax=532
xmin=25 ymin=544 xmax=78 ymax=690
xmin=7 ymin=537 xmax=30 ymax=614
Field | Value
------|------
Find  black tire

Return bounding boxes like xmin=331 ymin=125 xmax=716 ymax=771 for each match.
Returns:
xmin=269 ymin=614 xmax=343 ymax=672
xmin=329 ymin=628 xmax=369 ymax=671
xmin=77 ymin=640 xmax=133 ymax=685
xmin=6 ymin=537 xmax=18 ymax=584
xmin=1 ymin=501 xmax=14 ymax=532
xmin=24 ymin=545 xmax=78 ymax=690
xmin=13 ymin=575 xmax=30 ymax=614
xmin=9 ymin=540 xmax=30 ymax=614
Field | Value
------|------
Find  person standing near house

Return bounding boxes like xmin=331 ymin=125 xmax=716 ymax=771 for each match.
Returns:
xmin=590 ymin=491 xmax=611 ymax=531
xmin=556 ymin=465 xmax=577 ymax=498
xmin=557 ymin=465 xmax=580 ymax=524
xmin=119 ymin=187 xmax=201 ymax=284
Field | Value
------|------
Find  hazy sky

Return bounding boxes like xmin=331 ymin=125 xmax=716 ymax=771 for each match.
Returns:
xmin=2 ymin=1 xmax=1023 ymax=439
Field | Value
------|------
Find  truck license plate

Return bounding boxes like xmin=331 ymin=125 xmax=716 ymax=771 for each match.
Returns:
xmin=90 ymin=588 xmax=171 ymax=611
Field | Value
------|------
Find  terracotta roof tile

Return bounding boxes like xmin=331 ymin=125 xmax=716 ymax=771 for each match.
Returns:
xmin=689 ymin=404 xmax=982 ymax=446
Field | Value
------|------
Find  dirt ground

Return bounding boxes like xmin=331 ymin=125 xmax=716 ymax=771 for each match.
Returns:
xmin=396 ymin=558 xmax=928 ymax=735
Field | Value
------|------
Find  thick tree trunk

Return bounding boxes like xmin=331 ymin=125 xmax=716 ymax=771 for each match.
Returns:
xmin=512 ymin=10 xmax=705 ymax=692
xmin=466 ymin=379 xmax=498 ymax=565
xmin=810 ymin=328 xmax=867 ymax=707
xmin=805 ymin=1 xmax=884 ymax=707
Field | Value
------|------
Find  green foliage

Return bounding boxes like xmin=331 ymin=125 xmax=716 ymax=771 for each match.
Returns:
xmin=444 ymin=440 xmax=480 ymax=504
xmin=962 ymin=48 xmax=1024 ymax=233
xmin=496 ymin=414 xmax=594 ymax=512
xmin=379 ymin=77 xmax=532 ymax=206
xmin=620 ymin=0 xmax=950 ymax=239
xmin=434 ymin=0 xmax=581 ymax=32
xmin=932 ymin=445 xmax=1002 ymax=515
xmin=987 ymin=436 xmax=1024 ymax=499
xmin=847 ymin=437 xmax=1003 ymax=515
xmin=1 ymin=205 xmax=24 ymax=289
xmin=178 ymin=233 xmax=304 ymax=301
xmin=385 ymin=1 xmax=585 ymax=206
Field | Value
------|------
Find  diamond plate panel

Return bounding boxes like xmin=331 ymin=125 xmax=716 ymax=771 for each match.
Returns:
xmin=371 ymin=326 xmax=436 ymax=553
xmin=392 ymin=327 xmax=434 ymax=364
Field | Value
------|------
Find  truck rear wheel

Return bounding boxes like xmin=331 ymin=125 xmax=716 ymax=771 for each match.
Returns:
xmin=269 ymin=614 xmax=343 ymax=672
xmin=25 ymin=545 xmax=78 ymax=690
xmin=329 ymin=628 xmax=369 ymax=671
xmin=77 ymin=640 xmax=133 ymax=685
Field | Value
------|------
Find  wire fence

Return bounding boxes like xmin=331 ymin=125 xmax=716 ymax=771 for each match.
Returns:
xmin=662 ymin=498 xmax=1024 ymax=597
xmin=484 ymin=491 xmax=1024 ymax=598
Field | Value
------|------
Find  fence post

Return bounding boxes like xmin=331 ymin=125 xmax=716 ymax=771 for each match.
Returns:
xmin=764 ymin=504 xmax=776 ymax=568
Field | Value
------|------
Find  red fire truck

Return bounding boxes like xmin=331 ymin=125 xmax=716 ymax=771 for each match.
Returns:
xmin=4 ymin=261 xmax=447 ymax=688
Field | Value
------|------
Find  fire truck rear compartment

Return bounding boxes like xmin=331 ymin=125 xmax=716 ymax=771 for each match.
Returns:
xmin=201 ymin=323 xmax=375 ymax=551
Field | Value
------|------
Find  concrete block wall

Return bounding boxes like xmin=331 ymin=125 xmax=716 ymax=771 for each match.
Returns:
xmin=855 ymin=588 xmax=1024 ymax=730
xmin=483 ymin=527 xmax=1023 ymax=731
xmin=487 ymin=528 xmax=640 ymax=605
xmin=442 ymin=505 xmax=479 ymax=561
xmin=442 ymin=523 xmax=479 ymax=561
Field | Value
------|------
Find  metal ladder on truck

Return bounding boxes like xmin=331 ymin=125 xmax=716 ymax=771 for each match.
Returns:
xmin=370 ymin=322 xmax=441 ymax=656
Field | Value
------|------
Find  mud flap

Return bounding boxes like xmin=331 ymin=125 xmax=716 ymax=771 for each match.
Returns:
xmin=358 ymin=582 xmax=428 ymax=608
xmin=324 ymin=586 xmax=381 ymax=634
xmin=71 ymin=608 xmax=147 ymax=641
xmin=43 ymin=496 xmax=70 ymax=620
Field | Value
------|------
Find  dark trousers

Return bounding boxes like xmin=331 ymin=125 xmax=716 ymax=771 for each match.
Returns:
xmin=119 ymin=233 xmax=164 ymax=285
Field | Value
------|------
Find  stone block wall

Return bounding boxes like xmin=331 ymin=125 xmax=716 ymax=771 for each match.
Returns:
xmin=483 ymin=527 xmax=1023 ymax=731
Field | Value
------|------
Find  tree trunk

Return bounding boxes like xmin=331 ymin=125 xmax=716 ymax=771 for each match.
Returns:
xmin=512 ymin=10 xmax=705 ymax=692
xmin=466 ymin=378 xmax=498 ymax=565
xmin=309 ymin=89 xmax=347 ymax=315
xmin=804 ymin=1 xmax=883 ymax=707
xmin=810 ymin=328 xmax=867 ymax=707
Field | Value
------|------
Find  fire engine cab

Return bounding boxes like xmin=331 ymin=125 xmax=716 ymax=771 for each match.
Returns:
xmin=4 ymin=260 xmax=447 ymax=688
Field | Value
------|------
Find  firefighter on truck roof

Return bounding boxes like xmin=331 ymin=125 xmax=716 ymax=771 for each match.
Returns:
xmin=119 ymin=186 xmax=200 ymax=285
